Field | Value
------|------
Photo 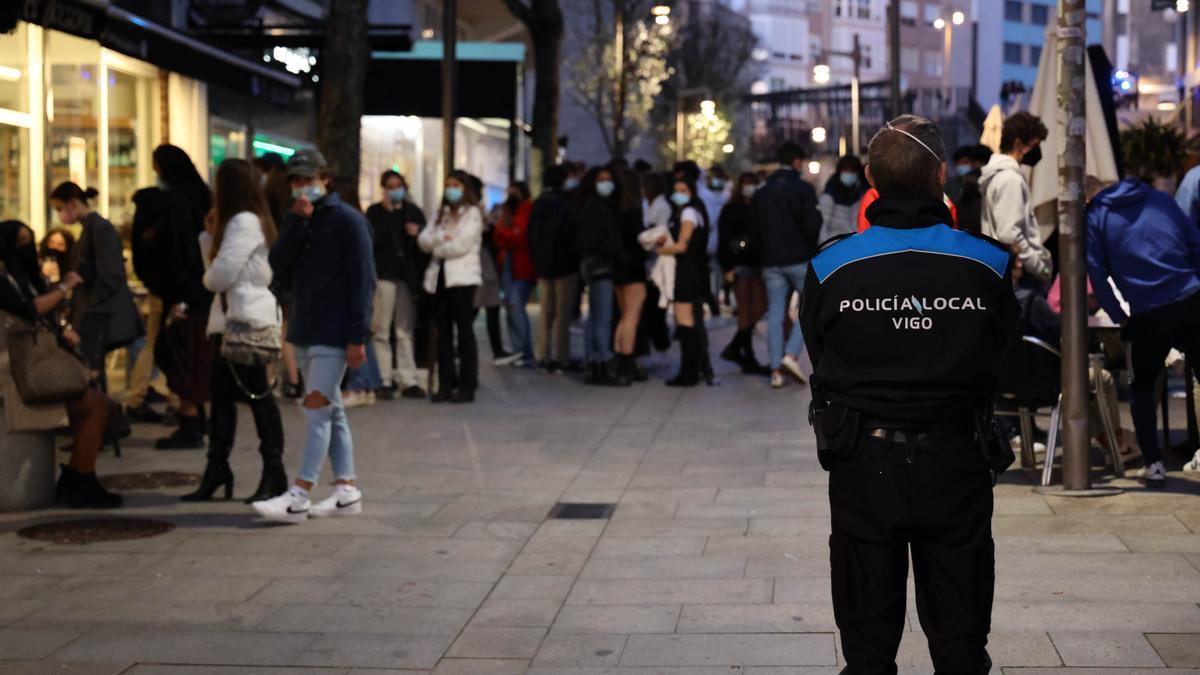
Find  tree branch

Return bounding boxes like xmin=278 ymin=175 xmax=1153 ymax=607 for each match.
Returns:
xmin=500 ymin=0 xmax=534 ymax=27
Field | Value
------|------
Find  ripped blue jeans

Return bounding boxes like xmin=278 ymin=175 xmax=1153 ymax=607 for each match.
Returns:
xmin=295 ymin=346 xmax=355 ymax=483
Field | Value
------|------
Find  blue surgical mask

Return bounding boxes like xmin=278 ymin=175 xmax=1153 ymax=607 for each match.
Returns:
xmin=839 ymin=172 xmax=859 ymax=188
xmin=710 ymin=178 xmax=725 ymax=190
xmin=292 ymin=184 xmax=326 ymax=202
xmin=595 ymin=180 xmax=615 ymax=198
xmin=445 ymin=186 xmax=464 ymax=204
xmin=388 ymin=187 xmax=407 ymax=203
xmin=741 ymin=185 xmax=757 ymax=199
xmin=565 ymin=177 xmax=580 ymax=190
xmin=955 ymin=164 xmax=972 ymax=177
xmin=670 ymin=192 xmax=691 ymax=207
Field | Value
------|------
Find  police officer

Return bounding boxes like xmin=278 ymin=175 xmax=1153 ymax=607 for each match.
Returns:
xmin=800 ymin=115 xmax=1019 ymax=674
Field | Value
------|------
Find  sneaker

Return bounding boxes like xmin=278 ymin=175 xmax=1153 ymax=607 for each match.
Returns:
xmin=770 ymin=372 xmax=785 ymax=389
xmin=252 ymin=488 xmax=311 ymax=524
xmin=1183 ymin=450 xmax=1200 ymax=473
xmin=1009 ymin=436 xmax=1047 ymax=457
xmin=342 ymin=390 xmax=374 ymax=408
xmin=1139 ymin=461 xmax=1167 ymax=488
xmin=494 ymin=352 xmax=522 ymax=367
xmin=311 ymin=485 xmax=363 ymax=518
xmin=781 ymin=355 xmax=808 ymax=385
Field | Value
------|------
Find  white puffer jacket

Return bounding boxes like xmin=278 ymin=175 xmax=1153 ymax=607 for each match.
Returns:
xmin=418 ymin=204 xmax=484 ymax=294
xmin=199 ymin=211 xmax=281 ymax=336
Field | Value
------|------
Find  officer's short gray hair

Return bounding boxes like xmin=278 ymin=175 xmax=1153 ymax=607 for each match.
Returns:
xmin=867 ymin=115 xmax=947 ymax=199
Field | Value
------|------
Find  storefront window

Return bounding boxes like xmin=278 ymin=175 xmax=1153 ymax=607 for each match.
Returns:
xmin=106 ymin=67 xmax=157 ymax=227
xmin=0 ymin=24 xmax=30 ymax=113
xmin=0 ymin=125 xmax=30 ymax=223
xmin=46 ymin=31 xmax=101 ymax=205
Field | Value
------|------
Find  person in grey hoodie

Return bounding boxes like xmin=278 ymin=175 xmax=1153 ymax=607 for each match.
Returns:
xmin=980 ymin=112 xmax=1053 ymax=284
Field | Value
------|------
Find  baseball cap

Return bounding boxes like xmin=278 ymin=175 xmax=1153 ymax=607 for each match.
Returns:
xmin=286 ymin=147 xmax=327 ymax=178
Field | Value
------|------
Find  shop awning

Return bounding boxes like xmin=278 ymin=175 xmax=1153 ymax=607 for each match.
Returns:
xmin=365 ymin=41 xmax=525 ymax=119
xmin=18 ymin=0 xmax=301 ymax=105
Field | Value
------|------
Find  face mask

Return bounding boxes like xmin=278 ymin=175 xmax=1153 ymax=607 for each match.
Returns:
xmin=595 ymin=180 xmax=615 ymax=198
xmin=710 ymin=178 xmax=725 ymax=190
xmin=1021 ymin=145 xmax=1043 ymax=167
xmin=670 ymin=192 xmax=691 ymax=207
xmin=388 ymin=187 xmax=407 ymax=204
xmin=293 ymin=184 xmax=326 ymax=202
xmin=445 ymin=186 xmax=464 ymax=204
xmin=14 ymin=242 xmax=39 ymax=276
xmin=505 ymin=195 xmax=521 ymax=211
xmin=564 ymin=177 xmax=580 ymax=190
xmin=955 ymin=164 xmax=973 ymax=177
xmin=259 ymin=174 xmax=268 ymax=188
xmin=742 ymin=185 xmax=757 ymax=199
xmin=839 ymin=172 xmax=859 ymax=187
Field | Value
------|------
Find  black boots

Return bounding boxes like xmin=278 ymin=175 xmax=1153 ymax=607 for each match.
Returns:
xmin=155 ymin=412 xmax=206 ymax=451
xmin=586 ymin=360 xmax=632 ymax=387
xmin=721 ymin=328 xmax=770 ymax=376
xmin=615 ymin=354 xmax=648 ymax=383
xmin=55 ymin=465 xmax=123 ymax=509
xmin=181 ymin=452 xmax=234 ymax=502
xmin=667 ymin=326 xmax=701 ymax=387
xmin=243 ymin=452 xmax=288 ymax=504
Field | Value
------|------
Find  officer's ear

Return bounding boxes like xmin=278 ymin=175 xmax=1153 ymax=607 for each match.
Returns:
xmin=865 ymin=165 xmax=876 ymax=190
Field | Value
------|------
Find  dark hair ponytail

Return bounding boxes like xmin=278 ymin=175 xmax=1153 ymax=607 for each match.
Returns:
xmin=49 ymin=182 xmax=98 ymax=204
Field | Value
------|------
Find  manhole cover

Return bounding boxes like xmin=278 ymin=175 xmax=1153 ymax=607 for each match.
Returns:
xmin=18 ymin=518 xmax=175 ymax=544
xmin=548 ymin=503 xmax=615 ymax=520
xmin=101 ymin=471 xmax=200 ymax=491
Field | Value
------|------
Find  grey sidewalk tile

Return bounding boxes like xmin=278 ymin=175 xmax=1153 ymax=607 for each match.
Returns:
xmin=446 ymin=626 xmax=547 ymax=659
xmin=44 ymin=575 xmax=273 ymax=606
xmin=0 ymin=627 xmax=81 ymax=660
xmin=171 ymin=533 xmax=353 ymax=556
xmin=1049 ymin=631 xmax=1165 ymax=667
xmin=766 ymin=577 xmax=831 ymax=604
xmin=26 ymin=601 xmax=276 ymax=630
xmin=143 ymin=554 xmax=352 ymax=578
xmin=1121 ymin=534 xmax=1200 ymax=553
xmin=470 ymin=599 xmax=563 ymax=627
xmin=490 ymin=575 xmax=578 ymax=601
xmin=533 ymin=634 xmax=628 ymax=667
xmin=0 ymin=599 xmax=40 ymax=626
xmin=0 ymin=551 xmax=160 ymax=576
xmin=249 ymin=577 xmax=347 ymax=605
xmin=0 ymin=574 xmax=62 ymax=600
xmin=993 ymin=533 xmax=1129 ymax=553
xmin=341 ymin=557 xmax=510 ymax=582
xmin=552 ymin=605 xmax=680 ymax=634
xmin=747 ymin=518 xmax=832 ymax=537
xmin=591 ymin=537 xmax=707 ymax=558
xmin=991 ymin=514 xmax=1189 ymax=535
xmin=603 ymin=518 xmax=748 ymax=538
xmin=745 ymin=553 xmax=831 ymax=577
xmin=452 ymin=522 xmax=539 ymax=541
xmin=675 ymin=501 xmax=830 ymax=519
xmin=296 ymin=632 xmax=451 ymax=669
xmin=258 ymin=604 xmax=471 ymax=635
xmin=579 ymin=554 xmax=746 ymax=580
xmin=335 ymin=537 xmax=524 ymax=561
xmin=676 ymin=602 xmax=837 ymax=633
xmin=1147 ymin=633 xmax=1200 ymax=667
xmin=994 ymin=574 xmax=1200 ymax=602
xmin=620 ymin=633 xmax=837 ymax=667
xmin=619 ymin=488 xmax=718 ymax=504
xmin=508 ymin=550 xmax=591 ymax=576
xmin=995 ymin=551 xmax=1200 ymax=579
xmin=123 ymin=667 xmax=345 ymax=674
xmin=995 ymin=669 xmax=1200 ymax=674
xmin=705 ymin=535 xmax=829 ymax=558
xmin=567 ymin=578 xmax=772 ymax=605
xmin=0 ymin=662 xmax=131 ymax=675
xmin=54 ymin=628 xmax=313 ymax=665
xmin=431 ymin=658 xmax=530 ymax=674
xmin=984 ymin=631 xmax=1063 ymax=667
xmin=992 ymin=600 xmax=1200 ymax=632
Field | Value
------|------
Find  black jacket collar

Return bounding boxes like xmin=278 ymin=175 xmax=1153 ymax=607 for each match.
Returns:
xmin=864 ymin=192 xmax=952 ymax=230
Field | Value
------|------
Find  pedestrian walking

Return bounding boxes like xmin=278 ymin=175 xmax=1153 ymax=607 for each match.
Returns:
xmin=365 ymin=170 xmax=428 ymax=399
xmin=528 ymin=164 xmax=580 ymax=373
xmin=981 ymin=112 xmax=1052 ymax=284
xmin=717 ymin=172 xmax=769 ymax=375
xmin=185 ymin=158 xmax=286 ymax=504
xmin=576 ymin=166 xmax=630 ymax=386
xmin=656 ymin=176 xmax=711 ymax=387
xmin=255 ymin=148 xmax=375 ymax=523
xmin=419 ymin=170 xmax=484 ymax=403
xmin=751 ymin=141 xmax=823 ymax=389
xmin=494 ymin=182 xmax=536 ymax=365
xmin=613 ymin=167 xmax=649 ymax=382
xmin=801 ymin=115 xmax=1019 ymax=674
xmin=149 ymin=144 xmax=214 ymax=450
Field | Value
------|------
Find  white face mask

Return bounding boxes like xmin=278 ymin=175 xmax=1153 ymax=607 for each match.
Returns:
xmin=742 ymin=185 xmax=756 ymax=198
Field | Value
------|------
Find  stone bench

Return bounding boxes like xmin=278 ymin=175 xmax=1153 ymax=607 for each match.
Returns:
xmin=0 ymin=424 xmax=56 ymax=511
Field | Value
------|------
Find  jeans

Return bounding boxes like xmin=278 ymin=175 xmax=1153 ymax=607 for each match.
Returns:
xmin=502 ymin=258 xmax=535 ymax=361
xmin=536 ymin=274 xmax=579 ymax=363
xmin=371 ymin=279 xmax=420 ymax=388
xmin=584 ymin=277 xmax=615 ymax=363
xmin=345 ymin=336 xmax=383 ymax=392
xmin=763 ymin=263 xmax=808 ymax=370
xmin=209 ymin=338 xmax=283 ymax=457
xmin=295 ymin=346 xmax=354 ymax=483
xmin=435 ymin=283 xmax=479 ymax=393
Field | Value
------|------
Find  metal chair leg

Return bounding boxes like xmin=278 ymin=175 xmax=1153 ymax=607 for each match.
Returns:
xmin=1018 ymin=407 xmax=1036 ymax=470
xmin=1093 ymin=376 xmax=1123 ymax=477
xmin=1042 ymin=394 xmax=1062 ymax=486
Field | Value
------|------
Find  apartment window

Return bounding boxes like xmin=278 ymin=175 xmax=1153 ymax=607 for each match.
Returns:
xmin=925 ymin=50 xmax=944 ymax=77
xmin=1004 ymin=42 xmax=1024 ymax=64
xmin=924 ymin=4 xmax=940 ymax=25
xmin=1029 ymin=45 xmax=1043 ymax=66
xmin=770 ymin=77 xmax=786 ymax=92
xmin=1005 ymin=1 xmax=1024 ymax=22
xmin=901 ymin=46 xmax=920 ymax=72
xmin=856 ymin=0 xmax=872 ymax=20
xmin=834 ymin=0 xmax=845 ymax=17
xmin=900 ymin=1 xmax=917 ymax=25
xmin=861 ymin=43 xmax=874 ymax=69
xmin=1031 ymin=4 xmax=1050 ymax=25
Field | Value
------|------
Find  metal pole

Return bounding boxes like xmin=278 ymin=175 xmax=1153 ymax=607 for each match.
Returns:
xmin=1057 ymin=0 xmax=1089 ymax=491
xmin=943 ymin=21 xmax=953 ymax=111
xmin=676 ymin=102 xmax=685 ymax=162
xmin=851 ymin=33 xmax=861 ymax=156
xmin=442 ymin=0 xmax=458 ymax=173
xmin=889 ymin=0 xmax=902 ymax=117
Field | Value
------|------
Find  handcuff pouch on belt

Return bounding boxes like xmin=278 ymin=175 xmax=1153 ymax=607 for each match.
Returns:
xmin=809 ymin=377 xmax=862 ymax=471
xmin=974 ymin=403 xmax=1015 ymax=485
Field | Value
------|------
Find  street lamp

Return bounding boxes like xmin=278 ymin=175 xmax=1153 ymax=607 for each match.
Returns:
xmin=933 ymin=17 xmax=946 ymax=30
xmin=700 ymin=99 xmax=717 ymax=119
xmin=812 ymin=64 xmax=831 ymax=85
xmin=813 ymin=34 xmax=863 ymax=155
xmin=952 ymin=10 xmax=966 ymax=25
xmin=676 ymin=87 xmax=713 ymax=161
xmin=652 ymin=4 xmax=671 ymax=24
xmin=811 ymin=126 xmax=827 ymax=143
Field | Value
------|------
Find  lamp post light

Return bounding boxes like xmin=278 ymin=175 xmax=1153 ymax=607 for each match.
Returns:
xmin=813 ymin=33 xmax=863 ymax=155
xmin=676 ymin=87 xmax=713 ymax=161
xmin=935 ymin=6 xmax=965 ymax=111
xmin=652 ymin=4 xmax=671 ymax=25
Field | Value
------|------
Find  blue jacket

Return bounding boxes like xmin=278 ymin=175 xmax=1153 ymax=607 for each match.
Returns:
xmin=273 ymin=191 xmax=376 ymax=348
xmin=1086 ymin=177 xmax=1200 ymax=323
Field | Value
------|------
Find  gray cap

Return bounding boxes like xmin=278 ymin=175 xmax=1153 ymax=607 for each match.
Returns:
xmin=285 ymin=147 xmax=326 ymax=178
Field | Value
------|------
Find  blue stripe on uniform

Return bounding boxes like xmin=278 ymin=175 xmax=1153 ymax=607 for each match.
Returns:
xmin=809 ymin=224 xmax=1010 ymax=283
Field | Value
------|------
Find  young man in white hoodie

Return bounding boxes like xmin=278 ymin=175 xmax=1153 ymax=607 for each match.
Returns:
xmin=980 ymin=112 xmax=1053 ymax=285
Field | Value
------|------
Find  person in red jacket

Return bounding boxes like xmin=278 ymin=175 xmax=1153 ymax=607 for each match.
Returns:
xmin=494 ymin=182 xmax=536 ymax=364
xmin=857 ymin=187 xmax=959 ymax=232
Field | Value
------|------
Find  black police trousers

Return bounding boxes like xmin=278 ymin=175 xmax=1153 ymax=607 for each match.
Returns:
xmin=829 ymin=429 xmax=994 ymax=675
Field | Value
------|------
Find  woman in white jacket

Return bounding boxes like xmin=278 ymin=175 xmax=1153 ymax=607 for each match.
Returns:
xmin=419 ymin=170 xmax=484 ymax=403
xmin=182 ymin=159 xmax=286 ymax=503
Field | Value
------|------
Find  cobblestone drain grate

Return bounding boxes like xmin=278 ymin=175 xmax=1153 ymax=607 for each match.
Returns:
xmin=18 ymin=518 xmax=176 ymax=544
xmin=548 ymin=503 xmax=616 ymax=520
xmin=100 ymin=471 xmax=200 ymax=491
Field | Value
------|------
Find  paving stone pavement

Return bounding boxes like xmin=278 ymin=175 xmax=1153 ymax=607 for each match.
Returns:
xmin=2 ymin=320 xmax=1200 ymax=674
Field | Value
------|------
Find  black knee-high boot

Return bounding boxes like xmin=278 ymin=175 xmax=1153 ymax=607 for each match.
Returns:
xmin=667 ymin=326 xmax=700 ymax=387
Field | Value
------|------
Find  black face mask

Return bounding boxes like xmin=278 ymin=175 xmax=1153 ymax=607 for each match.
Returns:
xmin=505 ymin=196 xmax=520 ymax=212
xmin=1021 ymin=145 xmax=1043 ymax=167
xmin=14 ymin=243 xmax=39 ymax=276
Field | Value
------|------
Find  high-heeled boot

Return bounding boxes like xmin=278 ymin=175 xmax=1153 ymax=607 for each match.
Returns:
xmin=666 ymin=326 xmax=701 ymax=387
xmin=56 ymin=465 xmax=123 ymax=509
xmin=181 ymin=449 xmax=234 ymax=501
xmin=244 ymin=451 xmax=288 ymax=504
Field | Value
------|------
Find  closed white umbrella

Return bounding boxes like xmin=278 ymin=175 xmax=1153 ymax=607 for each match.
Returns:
xmin=980 ymin=105 xmax=1004 ymax=153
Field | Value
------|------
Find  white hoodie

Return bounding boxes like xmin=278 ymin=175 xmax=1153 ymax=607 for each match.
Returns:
xmin=979 ymin=153 xmax=1053 ymax=282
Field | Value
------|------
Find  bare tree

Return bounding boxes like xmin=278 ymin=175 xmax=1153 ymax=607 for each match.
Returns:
xmin=316 ymin=0 xmax=370 ymax=180
xmin=503 ymin=0 xmax=565 ymax=175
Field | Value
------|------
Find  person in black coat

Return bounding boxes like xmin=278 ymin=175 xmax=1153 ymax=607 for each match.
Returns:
xmin=575 ymin=166 xmax=630 ymax=386
xmin=149 ymin=144 xmax=213 ymax=450
xmin=528 ymin=165 xmax=580 ymax=372
xmin=717 ymin=172 xmax=769 ymax=375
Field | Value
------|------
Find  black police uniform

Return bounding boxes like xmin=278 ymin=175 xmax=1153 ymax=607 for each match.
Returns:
xmin=799 ymin=192 xmax=1018 ymax=675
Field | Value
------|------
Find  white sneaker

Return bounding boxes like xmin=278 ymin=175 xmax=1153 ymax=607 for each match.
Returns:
xmin=1140 ymin=461 xmax=1167 ymax=488
xmin=1010 ymin=436 xmax=1048 ymax=457
xmin=311 ymin=485 xmax=363 ymax=518
xmin=494 ymin=353 xmax=522 ymax=367
xmin=770 ymin=372 xmax=785 ymax=389
xmin=781 ymin=355 xmax=808 ymax=384
xmin=252 ymin=488 xmax=311 ymax=524
xmin=342 ymin=391 xmax=374 ymax=408
xmin=1183 ymin=451 xmax=1200 ymax=473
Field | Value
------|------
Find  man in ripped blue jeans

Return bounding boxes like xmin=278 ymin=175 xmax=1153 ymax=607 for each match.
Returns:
xmin=256 ymin=148 xmax=376 ymax=524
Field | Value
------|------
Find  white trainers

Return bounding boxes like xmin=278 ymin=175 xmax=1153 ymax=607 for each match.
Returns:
xmin=1010 ymin=436 xmax=1048 ymax=457
xmin=770 ymin=372 xmax=785 ymax=389
xmin=252 ymin=488 xmax=311 ymax=524
xmin=781 ymin=355 xmax=808 ymax=384
xmin=342 ymin=390 xmax=375 ymax=409
xmin=1139 ymin=461 xmax=1167 ymax=488
xmin=311 ymin=485 xmax=363 ymax=518
xmin=1183 ymin=451 xmax=1200 ymax=473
